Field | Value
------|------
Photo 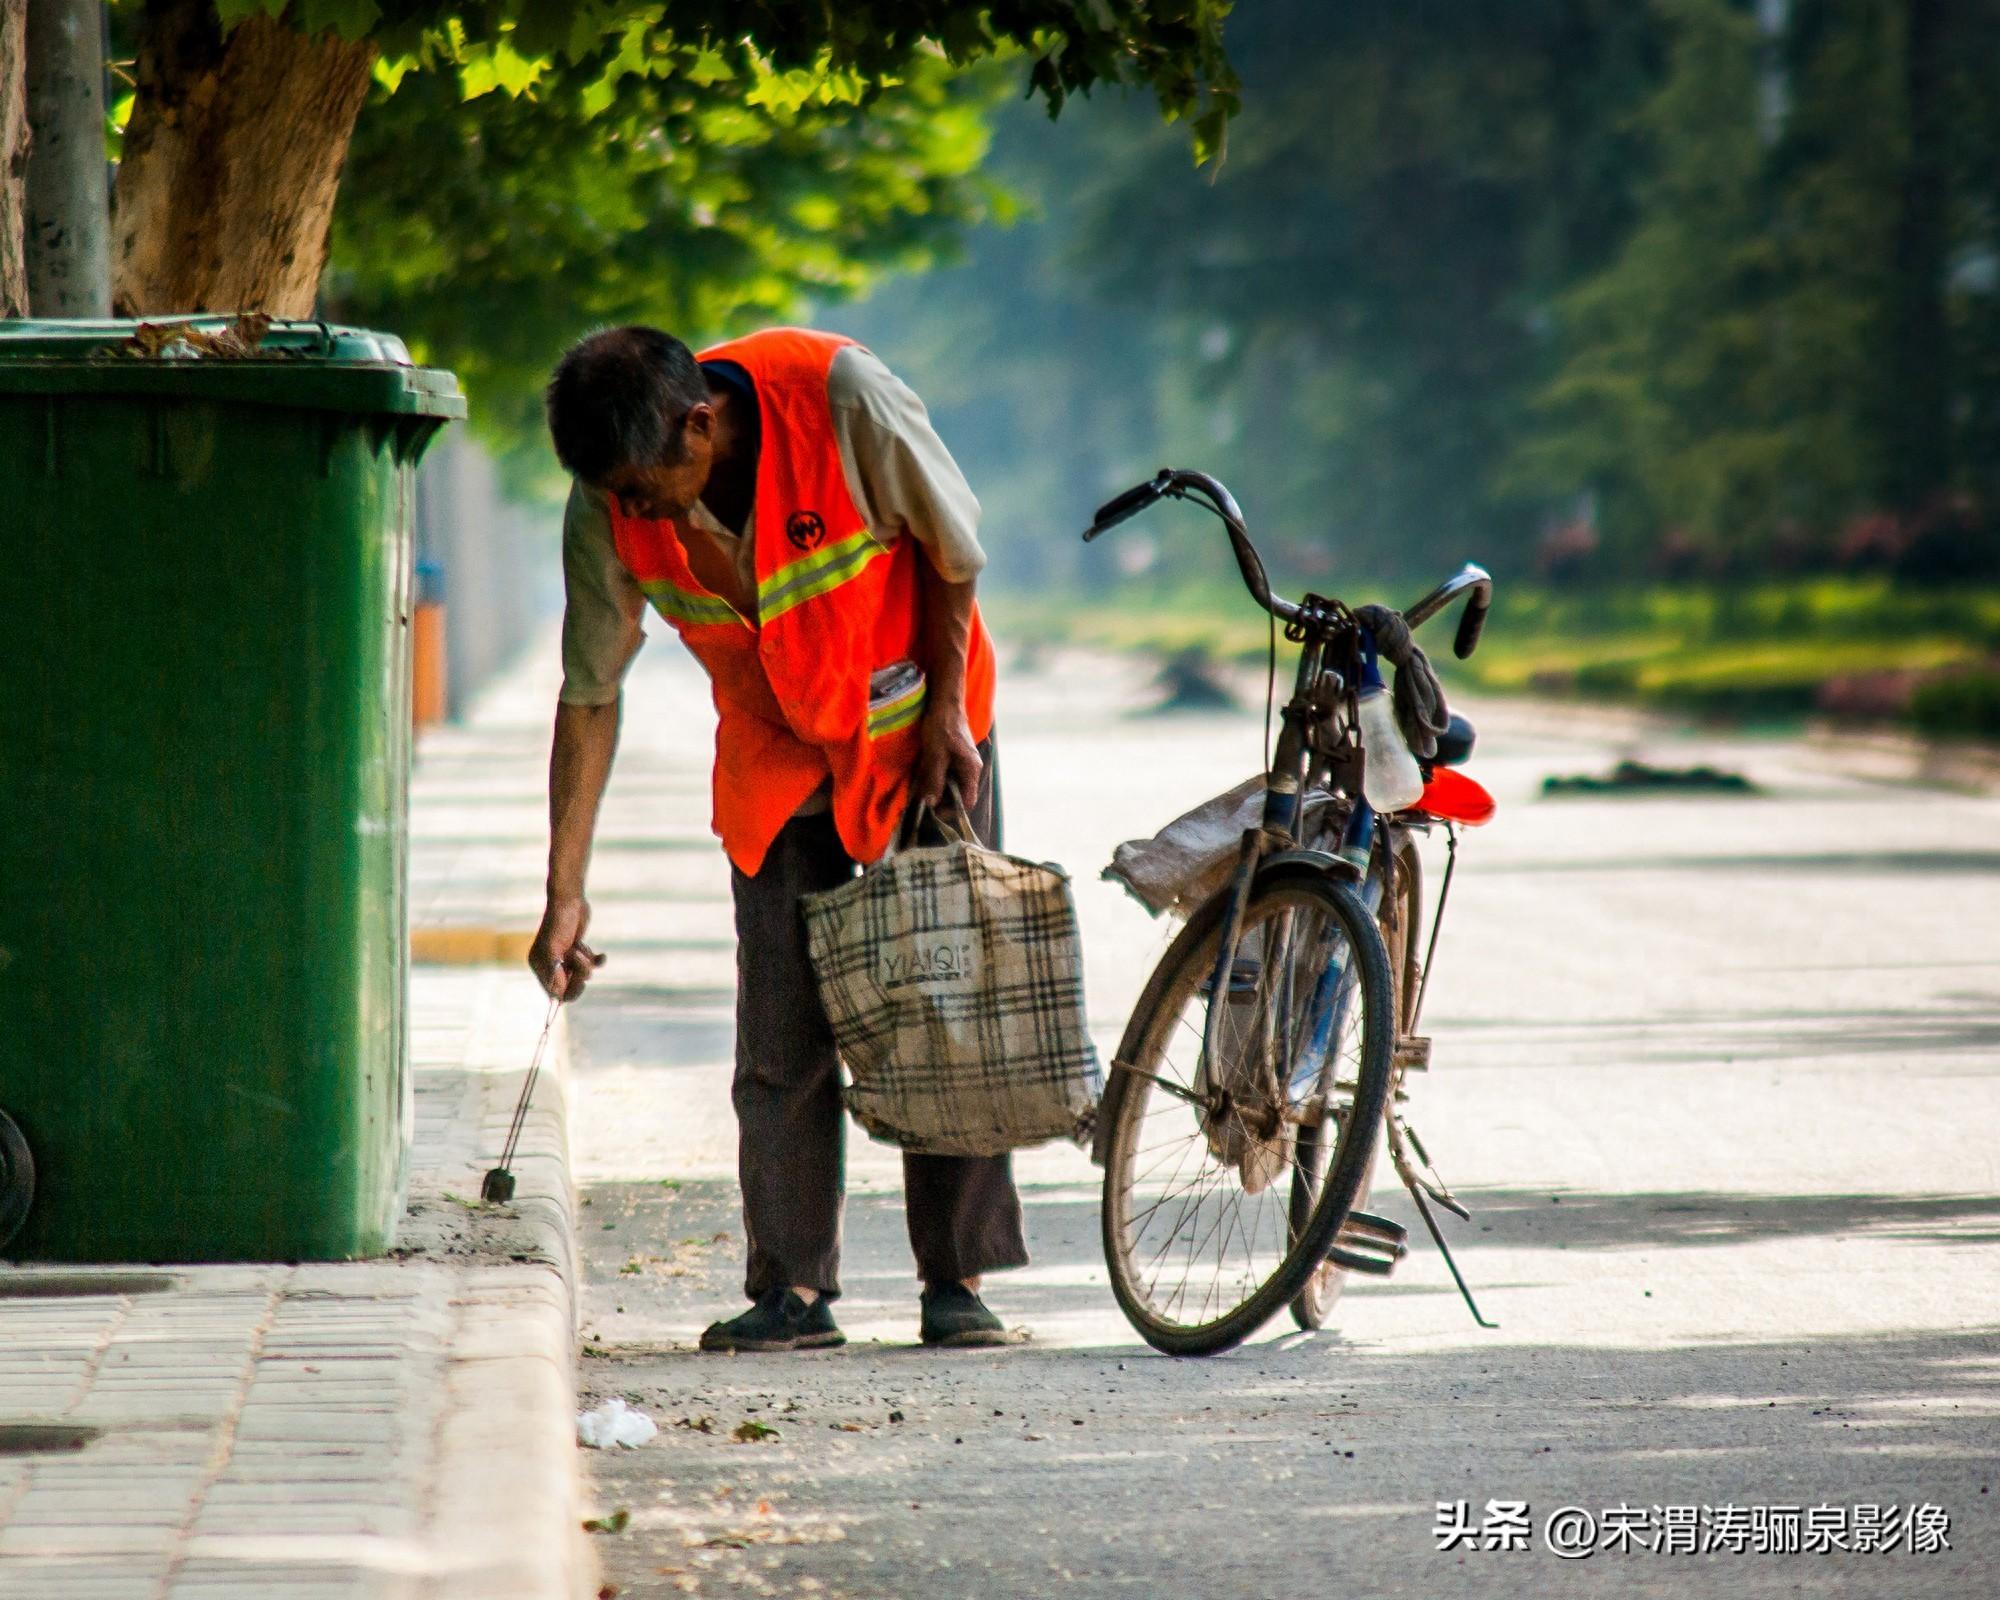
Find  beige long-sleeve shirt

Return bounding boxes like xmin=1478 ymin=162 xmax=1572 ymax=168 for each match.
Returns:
xmin=558 ymin=343 xmax=985 ymax=708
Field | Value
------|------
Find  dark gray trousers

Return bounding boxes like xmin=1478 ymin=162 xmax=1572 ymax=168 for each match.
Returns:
xmin=728 ymin=738 xmax=1029 ymax=1302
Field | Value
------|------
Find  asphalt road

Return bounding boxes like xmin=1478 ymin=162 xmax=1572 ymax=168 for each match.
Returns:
xmin=566 ymin=641 xmax=2000 ymax=1599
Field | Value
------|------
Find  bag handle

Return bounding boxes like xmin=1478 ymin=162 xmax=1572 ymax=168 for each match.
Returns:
xmin=897 ymin=780 xmax=979 ymax=853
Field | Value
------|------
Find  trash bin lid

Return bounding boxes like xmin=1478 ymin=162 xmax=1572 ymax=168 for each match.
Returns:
xmin=0 ymin=318 xmax=466 ymax=419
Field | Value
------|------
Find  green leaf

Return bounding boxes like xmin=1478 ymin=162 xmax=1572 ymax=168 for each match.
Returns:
xmin=212 ymin=0 xmax=282 ymax=30
xmin=373 ymin=53 xmax=417 ymax=94
xmin=685 ymin=46 xmax=736 ymax=87
xmin=291 ymin=0 xmax=382 ymax=41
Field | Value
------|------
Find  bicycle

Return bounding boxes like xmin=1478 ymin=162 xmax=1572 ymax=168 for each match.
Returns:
xmin=1083 ymin=469 xmax=1499 ymax=1356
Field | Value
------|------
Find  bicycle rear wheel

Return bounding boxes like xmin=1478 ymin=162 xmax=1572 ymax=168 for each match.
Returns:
xmin=1100 ymin=871 xmax=1394 ymax=1355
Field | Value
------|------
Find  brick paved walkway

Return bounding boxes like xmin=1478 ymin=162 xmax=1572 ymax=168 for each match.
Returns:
xmin=0 ymin=651 xmax=590 ymax=1600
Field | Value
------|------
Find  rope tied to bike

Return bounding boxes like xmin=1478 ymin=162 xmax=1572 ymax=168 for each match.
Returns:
xmin=1354 ymin=603 xmax=1452 ymax=762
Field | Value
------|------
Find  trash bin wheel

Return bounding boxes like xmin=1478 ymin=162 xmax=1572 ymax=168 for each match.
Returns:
xmin=0 ymin=1109 xmax=34 ymax=1252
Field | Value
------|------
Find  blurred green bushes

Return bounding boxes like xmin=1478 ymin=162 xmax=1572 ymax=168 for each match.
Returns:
xmin=993 ymin=574 xmax=2000 ymax=738
xmin=1910 ymin=671 xmax=2000 ymax=740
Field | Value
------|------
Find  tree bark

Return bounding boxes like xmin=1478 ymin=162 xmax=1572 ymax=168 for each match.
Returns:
xmin=26 ymin=0 xmax=112 ymax=316
xmin=112 ymin=0 xmax=376 ymax=317
xmin=0 ymin=0 xmax=30 ymax=318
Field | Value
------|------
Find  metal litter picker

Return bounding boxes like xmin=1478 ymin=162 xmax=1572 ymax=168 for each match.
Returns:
xmin=483 ymin=994 xmax=562 ymax=1204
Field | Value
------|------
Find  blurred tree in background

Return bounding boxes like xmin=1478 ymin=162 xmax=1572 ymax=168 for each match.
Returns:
xmin=116 ymin=0 xmax=1984 ymax=595
xmin=326 ymin=42 xmax=1012 ymax=490
xmin=1513 ymin=0 xmax=1999 ymax=580
xmin=843 ymin=0 xmax=2000 ymax=591
xmin=85 ymin=0 xmax=1234 ymax=323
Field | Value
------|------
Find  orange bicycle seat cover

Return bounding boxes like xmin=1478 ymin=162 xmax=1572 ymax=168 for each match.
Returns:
xmin=1415 ymin=767 xmax=1496 ymax=826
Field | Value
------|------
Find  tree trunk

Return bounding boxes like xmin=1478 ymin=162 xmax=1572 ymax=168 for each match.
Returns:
xmin=112 ymin=0 xmax=376 ymax=317
xmin=26 ymin=0 xmax=112 ymax=316
xmin=0 ymin=0 xmax=30 ymax=318
xmin=1885 ymin=0 xmax=1952 ymax=511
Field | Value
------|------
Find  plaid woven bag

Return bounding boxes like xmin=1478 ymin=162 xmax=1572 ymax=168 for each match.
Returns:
xmin=801 ymin=805 xmax=1101 ymax=1156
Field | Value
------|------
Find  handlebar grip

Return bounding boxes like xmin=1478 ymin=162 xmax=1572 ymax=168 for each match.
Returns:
xmin=1084 ymin=473 xmax=1170 ymax=541
xmin=1453 ymin=587 xmax=1491 ymax=659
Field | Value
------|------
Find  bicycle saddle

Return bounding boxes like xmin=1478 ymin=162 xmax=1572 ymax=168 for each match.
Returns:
xmin=1428 ymin=713 xmax=1476 ymax=770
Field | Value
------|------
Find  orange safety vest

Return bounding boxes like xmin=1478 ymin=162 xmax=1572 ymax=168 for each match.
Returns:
xmin=608 ymin=328 xmax=997 ymax=876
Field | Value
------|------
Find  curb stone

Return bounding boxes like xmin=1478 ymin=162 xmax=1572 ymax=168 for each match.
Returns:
xmin=408 ymin=970 xmax=596 ymax=1600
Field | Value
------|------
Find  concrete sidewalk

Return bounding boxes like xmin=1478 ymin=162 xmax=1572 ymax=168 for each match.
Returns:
xmin=0 ymin=669 xmax=593 ymax=1599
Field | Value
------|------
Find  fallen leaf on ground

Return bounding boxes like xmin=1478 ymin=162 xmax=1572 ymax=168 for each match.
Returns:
xmin=676 ymin=1415 xmax=717 ymax=1434
xmin=689 ymin=1521 xmax=848 ymax=1548
xmin=732 ymin=1420 xmax=779 ymax=1443
xmin=582 ymin=1509 xmax=632 ymax=1534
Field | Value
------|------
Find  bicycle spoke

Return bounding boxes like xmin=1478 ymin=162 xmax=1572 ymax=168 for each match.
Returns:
xmin=1154 ymin=1161 xmax=1229 ymax=1312
xmin=1114 ymin=1062 xmax=1208 ymax=1108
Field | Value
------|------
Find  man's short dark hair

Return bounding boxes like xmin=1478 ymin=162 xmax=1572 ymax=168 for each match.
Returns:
xmin=545 ymin=326 xmax=709 ymax=483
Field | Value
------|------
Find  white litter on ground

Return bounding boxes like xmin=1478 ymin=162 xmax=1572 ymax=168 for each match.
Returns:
xmin=576 ymin=1397 xmax=658 ymax=1449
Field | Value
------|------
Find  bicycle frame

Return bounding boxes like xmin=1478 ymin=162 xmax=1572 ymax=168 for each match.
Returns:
xmin=1086 ymin=466 xmax=1499 ymax=1326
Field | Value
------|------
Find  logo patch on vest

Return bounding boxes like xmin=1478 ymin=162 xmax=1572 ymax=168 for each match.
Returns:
xmin=786 ymin=510 xmax=827 ymax=551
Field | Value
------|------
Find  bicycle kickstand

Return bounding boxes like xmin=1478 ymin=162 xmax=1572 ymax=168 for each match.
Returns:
xmin=1387 ymin=1112 xmax=1497 ymax=1330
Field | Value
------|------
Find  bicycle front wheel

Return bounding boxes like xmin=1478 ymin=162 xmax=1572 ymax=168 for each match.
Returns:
xmin=1100 ymin=871 xmax=1395 ymax=1355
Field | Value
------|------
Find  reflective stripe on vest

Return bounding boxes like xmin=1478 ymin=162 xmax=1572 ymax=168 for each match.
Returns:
xmin=757 ymin=527 xmax=887 ymax=625
xmin=637 ymin=575 xmax=743 ymax=629
xmin=866 ymin=673 xmax=927 ymax=739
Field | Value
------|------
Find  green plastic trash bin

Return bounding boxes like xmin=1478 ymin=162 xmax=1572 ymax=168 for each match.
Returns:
xmin=0 ymin=318 xmax=465 ymax=1262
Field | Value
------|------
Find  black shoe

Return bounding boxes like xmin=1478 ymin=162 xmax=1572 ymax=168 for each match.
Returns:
xmin=919 ymin=1283 xmax=1013 ymax=1347
xmin=699 ymin=1289 xmax=845 ymax=1353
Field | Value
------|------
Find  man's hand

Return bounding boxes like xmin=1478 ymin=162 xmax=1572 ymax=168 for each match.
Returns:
xmin=529 ymin=894 xmax=606 ymax=1000
xmin=915 ymin=704 xmax=983 ymax=813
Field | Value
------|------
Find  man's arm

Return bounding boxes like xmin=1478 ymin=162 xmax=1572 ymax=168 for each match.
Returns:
xmin=826 ymin=347 xmax=988 ymax=811
xmin=531 ymin=482 xmax=646 ymax=999
xmin=914 ymin=558 xmax=983 ymax=809
xmin=530 ymin=698 xmax=619 ymax=998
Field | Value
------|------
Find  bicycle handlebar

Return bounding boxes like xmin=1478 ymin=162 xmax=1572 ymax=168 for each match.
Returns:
xmin=1402 ymin=562 xmax=1493 ymax=660
xmin=1084 ymin=468 xmax=1296 ymax=624
xmin=1085 ymin=472 xmax=1174 ymax=540
xmin=1083 ymin=469 xmax=1492 ymax=652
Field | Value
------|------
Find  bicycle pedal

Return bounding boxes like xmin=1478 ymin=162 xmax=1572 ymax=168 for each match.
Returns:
xmin=1327 ymin=1242 xmax=1402 ymax=1276
xmin=1394 ymin=1035 xmax=1432 ymax=1072
xmin=1341 ymin=1210 xmax=1409 ymax=1249
xmin=1329 ymin=1211 xmax=1410 ymax=1276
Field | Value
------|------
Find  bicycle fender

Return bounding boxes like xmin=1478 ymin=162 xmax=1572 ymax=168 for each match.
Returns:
xmin=1256 ymin=847 xmax=1363 ymax=885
